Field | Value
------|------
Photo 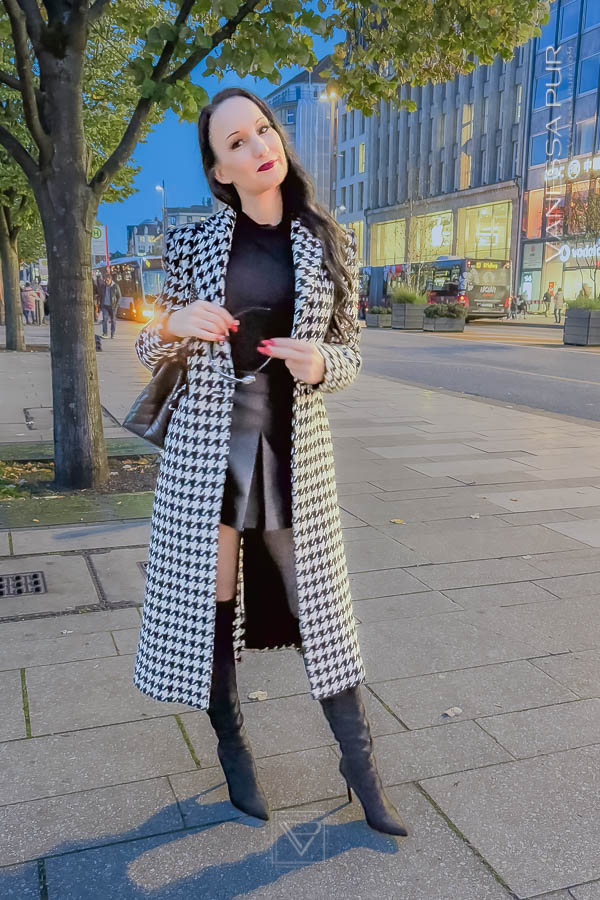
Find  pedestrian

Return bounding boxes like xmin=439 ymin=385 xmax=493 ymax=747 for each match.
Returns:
xmin=20 ymin=282 xmax=36 ymax=324
xmin=518 ymin=293 xmax=528 ymax=319
xmin=101 ymin=273 xmax=121 ymax=338
xmin=553 ymin=287 xmax=565 ymax=323
xmin=133 ymin=88 xmax=407 ymax=837
xmin=509 ymin=295 xmax=518 ymax=319
xmin=542 ymin=287 xmax=552 ymax=315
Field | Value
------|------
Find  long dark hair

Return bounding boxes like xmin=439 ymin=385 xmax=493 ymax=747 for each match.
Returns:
xmin=198 ymin=87 xmax=355 ymax=340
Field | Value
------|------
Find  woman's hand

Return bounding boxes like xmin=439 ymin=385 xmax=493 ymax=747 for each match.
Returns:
xmin=257 ymin=338 xmax=325 ymax=385
xmin=165 ymin=300 xmax=239 ymax=342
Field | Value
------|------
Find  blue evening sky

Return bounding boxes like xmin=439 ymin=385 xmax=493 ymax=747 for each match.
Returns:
xmin=98 ymin=35 xmax=336 ymax=254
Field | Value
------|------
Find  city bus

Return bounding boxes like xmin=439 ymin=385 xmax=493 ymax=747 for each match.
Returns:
xmin=93 ymin=256 xmax=165 ymax=322
xmin=419 ymin=257 xmax=511 ymax=320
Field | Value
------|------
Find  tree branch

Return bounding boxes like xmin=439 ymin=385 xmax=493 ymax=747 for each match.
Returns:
xmin=2 ymin=0 xmax=51 ymax=164
xmin=14 ymin=0 xmax=43 ymax=46
xmin=0 ymin=69 xmax=24 ymax=92
xmin=0 ymin=123 xmax=39 ymax=181
xmin=87 ymin=0 xmax=112 ymax=26
xmin=166 ymin=0 xmax=263 ymax=85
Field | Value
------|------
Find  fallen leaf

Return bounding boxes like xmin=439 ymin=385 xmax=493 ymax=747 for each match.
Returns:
xmin=390 ymin=518 xmax=405 ymax=524
xmin=441 ymin=706 xmax=463 ymax=718
xmin=248 ymin=690 xmax=268 ymax=701
xmin=469 ymin=513 xmax=480 ymax=519
xmin=32 ymin=518 xmax=39 ymax=522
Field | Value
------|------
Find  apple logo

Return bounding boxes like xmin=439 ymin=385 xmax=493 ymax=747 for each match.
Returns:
xmin=431 ymin=218 xmax=444 ymax=247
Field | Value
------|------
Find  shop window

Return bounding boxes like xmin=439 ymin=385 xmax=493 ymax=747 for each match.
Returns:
xmin=457 ymin=201 xmax=511 ymax=260
xmin=411 ymin=211 xmax=453 ymax=261
xmin=574 ymin=117 xmax=596 ymax=155
xmin=559 ymin=0 xmax=581 ymax=41
xmin=525 ymin=189 xmax=544 ymax=239
xmin=585 ymin=0 xmax=600 ymax=28
xmin=578 ymin=54 xmax=600 ymax=95
xmin=370 ymin=219 xmax=406 ymax=266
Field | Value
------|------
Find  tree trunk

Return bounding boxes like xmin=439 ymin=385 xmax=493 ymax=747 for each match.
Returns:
xmin=37 ymin=180 xmax=108 ymax=489
xmin=0 ymin=208 xmax=26 ymax=351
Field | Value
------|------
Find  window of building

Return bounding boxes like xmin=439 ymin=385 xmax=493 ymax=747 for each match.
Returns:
xmin=440 ymin=160 xmax=446 ymax=193
xmin=339 ymin=150 xmax=346 ymax=179
xmin=348 ymin=184 xmax=353 ymax=212
xmin=286 ymin=109 xmax=295 ymax=124
xmin=461 ymin=103 xmax=473 ymax=143
xmin=341 ymin=113 xmax=347 ymax=143
xmin=525 ymin=189 xmax=544 ymax=239
xmin=539 ymin=7 xmax=558 ymax=49
xmin=481 ymin=149 xmax=488 ymax=185
xmin=460 ymin=152 xmax=472 ymax=190
xmin=512 ymin=141 xmax=519 ymax=177
xmin=496 ymin=145 xmax=503 ymax=180
xmin=530 ymin=133 xmax=547 ymax=166
xmin=348 ymin=110 xmax=354 ymax=140
xmin=559 ymin=0 xmax=581 ymax=41
xmin=499 ymin=102 xmax=504 ymax=131
xmin=517 ymin=45 xmax=525 ymax=67
xmin=585 ymin=0 xmax=600 ymax=28
xmin=412 ymin=211 xmax=453 ymax=261
xmin=341 ymin=186 xmax=346 ymax=207
xmin=358 ymin=181 xmax=364 ymax=209
xmin=575 ymin=117 xmax=596 ymax=155
xmin=578 ymin=54 xmax=600 ymax=95
xmin=482 ymin=98 xmax=489 ymax=133
xmin=169 ymin=216 xmax=176 ymax=225
xmin=370 ymin=219 xmax=406 ymax=266
xmin=515 ymin=84 xmax=522 ymax=123
xmin=350 ymin=146 xmax=356 ymax=175
xmin=358 ymin=142 xmax=366 ymax=173
xmin=457 ymin=201 xmax=511 ymax=259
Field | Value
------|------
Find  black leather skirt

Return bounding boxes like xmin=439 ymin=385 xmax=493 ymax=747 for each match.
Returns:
xmin=220 ymin=361 xmax=294 ymax=532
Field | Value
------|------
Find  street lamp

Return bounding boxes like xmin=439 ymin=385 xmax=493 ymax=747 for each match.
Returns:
xmin=320 ymin=88 xmax=339 ymax=215
xmin=155 ymin=181 xmax=167 ymax=252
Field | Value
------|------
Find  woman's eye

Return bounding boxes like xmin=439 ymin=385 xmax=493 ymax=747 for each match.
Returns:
xmin=231 ymin=124 xmax=270 ymax=150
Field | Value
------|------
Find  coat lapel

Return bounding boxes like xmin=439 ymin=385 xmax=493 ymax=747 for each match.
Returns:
xmin=192 ymin=205 xmax=328 ymax=339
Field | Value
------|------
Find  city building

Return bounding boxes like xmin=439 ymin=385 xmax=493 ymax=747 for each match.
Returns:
xmin=356 ymin=47 xmax=531 ymax=285
xmin=126 ymin=219 xmax=163 ymax=257
xmin=166 ymin=200 xmax=214 ymax=229
xmin=519 ymin=0 xmax=600 ymax=304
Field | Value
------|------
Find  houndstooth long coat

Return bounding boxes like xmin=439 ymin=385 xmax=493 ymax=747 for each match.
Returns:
xmin=133 ymin=204 xmax=366 ymax=711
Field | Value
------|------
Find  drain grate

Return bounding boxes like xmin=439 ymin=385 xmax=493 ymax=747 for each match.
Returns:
xmin=0 ymin=571 xmax=47 ymax=597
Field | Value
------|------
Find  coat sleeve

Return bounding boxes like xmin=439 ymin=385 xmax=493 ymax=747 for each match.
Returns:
xmin=311 ymin=228 xmax=362 ymax=393
xmin=135 ymin=228 xmax=196 ymax=371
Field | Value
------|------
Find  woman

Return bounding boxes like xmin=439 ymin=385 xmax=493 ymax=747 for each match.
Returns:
xmin=133 ymin=88 xmax=407 ymax=837
xmin=20 ymin=282 xmax=36 ymax=324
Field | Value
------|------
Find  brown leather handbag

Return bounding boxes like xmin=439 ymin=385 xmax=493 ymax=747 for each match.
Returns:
xmin=123 ymin=357 xmax=187 ymax=449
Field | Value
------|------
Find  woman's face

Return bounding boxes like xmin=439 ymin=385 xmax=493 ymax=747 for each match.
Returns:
xmin=210 ymin=96 xmax=288 ymax=198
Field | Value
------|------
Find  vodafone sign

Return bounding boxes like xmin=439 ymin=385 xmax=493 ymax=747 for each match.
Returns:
xmin=549 ymin=242 xmax=600 ymax=263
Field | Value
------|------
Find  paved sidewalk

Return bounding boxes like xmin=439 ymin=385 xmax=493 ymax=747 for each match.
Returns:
xmin=2 ymin=340 xmax=600 ymax=897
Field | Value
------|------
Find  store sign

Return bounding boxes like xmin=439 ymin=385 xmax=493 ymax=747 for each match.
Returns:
xmin=91 ymin=224 xmax=107 ymax=257
xmin=544 ymin=155 xmax=600 ymax=184
xmin=523 ymin=243 xmax=543 ymax=267
xmin=547 ymin=241 xmax=600 ymax=263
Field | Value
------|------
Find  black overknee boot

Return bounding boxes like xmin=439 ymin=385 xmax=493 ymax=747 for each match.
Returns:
xmin=207 ymin=598 xmax=270 ymax=821
xmin=319 ymin=686 xmax=408 ymax=836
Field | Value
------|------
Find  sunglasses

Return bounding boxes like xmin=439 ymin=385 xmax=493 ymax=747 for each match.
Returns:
xmin=206 ymin=305 xmax=274 ymax=385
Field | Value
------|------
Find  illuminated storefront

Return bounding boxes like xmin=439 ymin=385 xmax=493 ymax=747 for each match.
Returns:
xmin=456 ymin=201 xmax=512 ymax=260
xmin=410 ymin=211 xmax=453 ymax=261
xmin=370 ymin=219 xmax=406 ymax=266
xmin=520 ymin=156 xmax=600 ymax=305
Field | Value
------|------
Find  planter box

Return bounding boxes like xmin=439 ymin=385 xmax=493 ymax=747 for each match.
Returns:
xmin=392 ymin=303 xmax=426 ymax=329
xmin=563 ymin=308 xmax=600 ymax=346
xmin=366 ymin=313 xmax=392 ymax=327
xmin=423 ymin=317 xmax=465 ymax=332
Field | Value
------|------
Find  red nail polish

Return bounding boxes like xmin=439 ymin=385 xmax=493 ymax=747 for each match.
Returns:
xmin=257 ymin=347 xmax=269 ymax=354
xmin=260 ymin=339 xmax=273 ymax=345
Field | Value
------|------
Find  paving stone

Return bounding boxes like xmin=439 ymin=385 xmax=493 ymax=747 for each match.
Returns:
xmin=345 ymin=535 xmax=427 ymax=571
xmin=357 ymin=614 xmax=539 ymax=682
xmin=0 ymin=862 xmax=40 ymax=898
xmin=88 ymin=548 xmax=147 ymax=607
xmin=352 ymin=590 xmax=460 ymax=622
xmin=349 ymin=567 xmax=429 ymax=599
xmin=364 ymin=442 xmax=486 ymax=459
xmin=335 ymin=481 xmax=379 ymax=495
xmin=405 ymin=459 xmax=534 ymax=478
xmin=482 ymin=487 xmax=600 ymax=513
xmin=535 ymin=573 xmax=600 ymax=599
xmin=0 ymin=718 xmax=195 ymax=805
xmin=545 ymin=518 xmax=600 ymax=548
xmin=238 ymin=692 xmax=336 ymax=758
xmin=0 ymin=606 xmax=140 ymax=642
xmin=337 ymin=509 xmax=366 ymax=528
xmin=43 ymin=784 xmax=513 ymax=900
xmin=25 ymin=655 xmax=188 ymax=734
xmin=572 ymin=881 xmax=600 ymax=899
xmin=371 ymin=660 xmax=576 ymax=729
xmin=566 ymin=506 xmax=600 ymax=520
xmin=111 ymin=626 xmax=140 ymax=655
xmin=0 ymin=629 xmax=117 ymax=671
xmin=477 ymin=699 xmax=600 ymax=758
xmin=393 ymin=524 xmax=583 ymax=564
xmin=533 ymin=650 xmax=600 ymax=699
xmin=0 ymin=553 xmax=99 ymax=617
xmin=341 ymin=493 xmax=501 ymax=525
xmin=0 ymin=778 xmax=182 ymax=866
xmin=442 ymin=581 xmax=559 ymax=610
xmin=10 ymin=519 xmax=151 ymax=554
xmin=463 ymin=593 xmax=600 ymax=653
xmin=0 ymin=670 xmax=26 ymax=740
xmin=0 ymin=530 xmax=10 ymax=555
xmin=498 ymin=510 xmax=580 ymax=525
xmin=361 ymin=686 xmax=407 ymax=736
xmin=360 ymin=474 xmax=461 ymax=491
xmin=526 ymin=550 xmax=600 ymax=577
xmin=422 ymin=745 xmax=600 ymax=897
xmin=404 ymin=557 xmax=543 ymax=590
xmin=236 ymin=648 xmax=309 ymax=702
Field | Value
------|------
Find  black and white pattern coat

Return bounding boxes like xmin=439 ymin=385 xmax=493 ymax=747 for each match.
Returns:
xmin=133 ymin=204 xmax=366 ymax=710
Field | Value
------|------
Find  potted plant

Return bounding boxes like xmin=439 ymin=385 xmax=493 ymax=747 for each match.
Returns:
xmin=563 ymin=297 xmax=600 ymax=346
xmin=423 ymin=302 xmax=467 ymax=332
xmin=389 ymin=286 xmax=427 ymax=330
xmin=365 ymin=305 xmax=392 ymax=327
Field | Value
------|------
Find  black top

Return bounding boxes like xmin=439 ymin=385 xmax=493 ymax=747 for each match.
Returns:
xmin=224 ymin=209 xmax=295 ymax=375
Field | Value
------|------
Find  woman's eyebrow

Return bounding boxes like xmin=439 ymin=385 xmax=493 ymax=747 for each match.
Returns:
xmin=227 ymin=117 xmax=267 ymax=139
